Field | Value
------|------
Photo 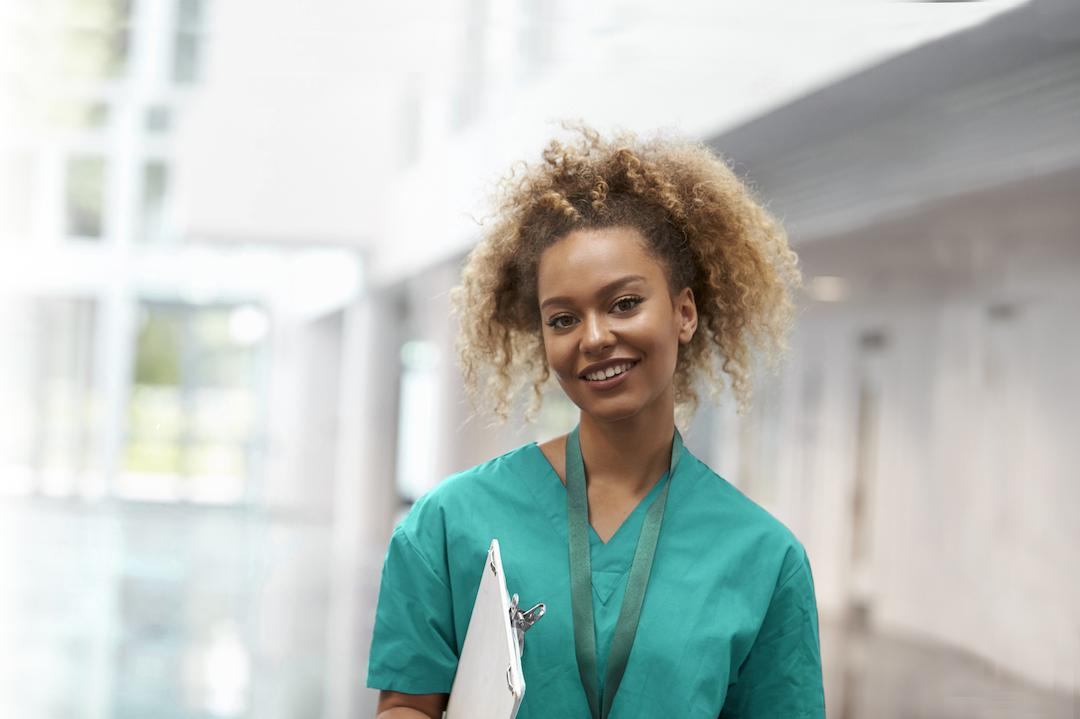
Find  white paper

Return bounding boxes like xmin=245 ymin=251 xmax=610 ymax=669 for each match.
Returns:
xmin=444 ymin=539 xmax=525 ymax=719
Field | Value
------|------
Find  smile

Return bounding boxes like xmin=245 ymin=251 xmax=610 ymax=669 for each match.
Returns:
xmin=582 ymin=360 xmax=638 ymax=383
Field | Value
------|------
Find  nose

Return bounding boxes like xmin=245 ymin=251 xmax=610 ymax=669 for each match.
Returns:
xmin=580 ymin=312 xmax=616 ymax=356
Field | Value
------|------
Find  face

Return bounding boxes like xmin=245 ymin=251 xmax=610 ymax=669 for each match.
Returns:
xmin=536 ymin=226 xmax=698 ymax=424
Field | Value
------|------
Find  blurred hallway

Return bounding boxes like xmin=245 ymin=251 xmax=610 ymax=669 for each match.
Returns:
xmin=2 ymin=0 xmax=1079 ymax=717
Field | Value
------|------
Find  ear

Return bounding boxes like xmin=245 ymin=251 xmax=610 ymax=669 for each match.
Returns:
xmin=675 ymin=287 xmax=698 ymax=345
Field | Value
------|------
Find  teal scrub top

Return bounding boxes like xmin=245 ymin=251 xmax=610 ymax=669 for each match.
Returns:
xmin=366 ymin=440 xmax=826 ymax=718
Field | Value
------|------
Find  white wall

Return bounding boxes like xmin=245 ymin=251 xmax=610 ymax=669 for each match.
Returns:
xmin=710 ymin=199 xmax=1080 ymax=694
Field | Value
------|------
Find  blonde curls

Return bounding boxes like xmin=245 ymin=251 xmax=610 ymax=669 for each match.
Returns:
xmin=449 ymin=125 xmax=801 ymax=423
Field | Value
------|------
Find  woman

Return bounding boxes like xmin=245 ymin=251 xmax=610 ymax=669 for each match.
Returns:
xmin=367 ymin=127 xmax=826 ymax=718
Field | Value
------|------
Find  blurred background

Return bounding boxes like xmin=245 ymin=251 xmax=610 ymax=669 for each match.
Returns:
xmin=1 ymin=0 xmax=1078 ymax=717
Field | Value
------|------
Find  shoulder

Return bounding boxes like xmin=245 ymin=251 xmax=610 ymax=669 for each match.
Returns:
xmin=536 ymin=434 xmax=567 ymax=484
xmin=679 ymin=449 xmax=809 ymax=577
xmin=390 ymin=441 xmax=547 ymax=574
xmin=436 ymin=441 xmax=543 ymax=499
xmin=397 ymin=441 xmax=542 ymax=531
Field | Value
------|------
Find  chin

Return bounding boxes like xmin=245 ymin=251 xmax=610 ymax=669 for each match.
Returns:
xmin=577 ymin=399 xmax=648 ymax=424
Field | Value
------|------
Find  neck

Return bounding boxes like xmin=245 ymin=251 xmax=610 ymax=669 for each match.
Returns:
xmin=577 ymin=388 xmax=676 ymax=496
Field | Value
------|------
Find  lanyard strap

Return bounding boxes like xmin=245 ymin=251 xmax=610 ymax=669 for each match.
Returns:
xmin=566 ymin=424 xmax=683 ymax=719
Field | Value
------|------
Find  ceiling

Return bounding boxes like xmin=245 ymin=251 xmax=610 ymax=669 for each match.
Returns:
xmin=796 ymin=164 xmax=1080 ymax=304
xmin=708 ymin=0 xmax=1080 ymax=246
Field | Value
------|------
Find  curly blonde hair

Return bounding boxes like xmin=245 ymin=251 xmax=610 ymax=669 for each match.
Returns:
xmin=450 ymin=125 xmax=801 ymax=423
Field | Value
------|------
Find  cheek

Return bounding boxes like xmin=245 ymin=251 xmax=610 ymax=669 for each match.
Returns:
xmin=637 ymin=323 xmax=682 ymax=372
xmin=633 ymin=316 xmax=679 ymax=351
xmin=541 ymin=335 xmax=573 ymax=376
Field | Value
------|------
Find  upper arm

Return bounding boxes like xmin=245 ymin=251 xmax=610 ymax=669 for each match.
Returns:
xmin=366 ymin=524 xmax=460 ymax=695
xmin=719 ymin=547 xmax=826 ymax=718
xmin=376 ymin=689 xmax=449 ymax=718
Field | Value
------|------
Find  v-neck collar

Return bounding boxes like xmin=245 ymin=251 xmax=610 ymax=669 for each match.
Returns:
xmin=587 ymin=469 xmax=671 ymax=547
xmin=527 ymin=442 xmax=672 ymax=604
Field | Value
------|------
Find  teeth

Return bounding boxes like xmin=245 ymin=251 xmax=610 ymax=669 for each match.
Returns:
xmin=585 ymin=362 xmax=634 ymax=381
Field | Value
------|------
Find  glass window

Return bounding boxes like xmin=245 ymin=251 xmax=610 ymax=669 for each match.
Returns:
xmin=173 ymin=0 xmax=207 ymax=84
xmin=172 ymin=33 xmax=201 ymax=83
xmin=62 ymin=0 xmax=133 ymax=78
xmin=395 ymin=340 xmax=441 ymax=501
xmin=65 ymin=155 xmax=106 ymax=239
xmin=176 ymin=0 xmax=206 ymax=27
xmin=145 ymin=105 xmax=173 ymax=133
xmin=121 ymin=302 xmax=269 ymax=504
xmin=139 ymin=161 xmax=170 ymax=244
xmin=46 ymin=100 xmax=110 ymax=129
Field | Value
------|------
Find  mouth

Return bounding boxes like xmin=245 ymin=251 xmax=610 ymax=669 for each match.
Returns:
xmin=579 ymin=360 xmax=639 ymax=388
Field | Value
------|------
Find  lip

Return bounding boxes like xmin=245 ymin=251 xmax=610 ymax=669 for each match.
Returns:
xmin=578 ymin=358 xmax=639 ymax=379
xmin=579 ymin=359 xmax=639 ymax=390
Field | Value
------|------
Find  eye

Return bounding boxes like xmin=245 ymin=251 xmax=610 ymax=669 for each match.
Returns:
xmin=546 ymin=314 xmax=576 ymax=330
xmin=612 ymin=295 xmax=643 ymax=313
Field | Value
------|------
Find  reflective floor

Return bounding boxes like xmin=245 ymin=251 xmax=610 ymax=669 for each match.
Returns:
xmin=821 ymin=616 xmax=1079 ymax=719
xmin=0 ymin=499 xmax=334 ymax=719
xmin=1 ymin=500 xmax=1075 ymax=719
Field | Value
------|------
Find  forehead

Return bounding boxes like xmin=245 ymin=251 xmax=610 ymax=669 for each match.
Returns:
xmin=536 ymin=226 xmax=667 ymax=296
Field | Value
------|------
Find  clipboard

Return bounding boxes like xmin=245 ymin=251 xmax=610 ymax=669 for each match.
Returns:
xmin=445 ymin=539 xmax=545 ymax=719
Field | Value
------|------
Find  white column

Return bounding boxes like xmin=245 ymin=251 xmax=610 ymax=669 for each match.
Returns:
xmin=323 ymin=288 xmax=404 ymax=719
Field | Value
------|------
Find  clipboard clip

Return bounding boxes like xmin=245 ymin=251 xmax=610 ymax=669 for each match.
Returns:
xmin=508 ymin=592 xmax=546 ymax=657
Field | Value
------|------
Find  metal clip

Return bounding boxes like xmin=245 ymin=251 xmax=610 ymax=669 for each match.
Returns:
xmin=508 ymin=592 xmax=546 ymax=657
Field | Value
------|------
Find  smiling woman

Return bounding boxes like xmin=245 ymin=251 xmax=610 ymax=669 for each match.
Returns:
xmin=536 ymin=226 xmax=697 ymax=436
xmin=452 ymin=125 xmax=799 ymax=424
xmin=366 ymin=126 xmax=824 ymax=719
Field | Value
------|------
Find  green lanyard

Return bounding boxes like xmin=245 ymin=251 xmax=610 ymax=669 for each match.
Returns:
xmin=566 ymin=424 xmax=683 ymax=719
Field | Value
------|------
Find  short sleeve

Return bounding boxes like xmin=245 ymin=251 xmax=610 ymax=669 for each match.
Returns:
xmin=365 ymin=524 xmax=459 ymax=694
xmin=719 ymin=547 xmax=826 ymax=718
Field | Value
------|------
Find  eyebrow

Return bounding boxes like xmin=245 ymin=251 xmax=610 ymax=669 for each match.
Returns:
xmin=539 ymin=274 xmax=648 ymax=311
